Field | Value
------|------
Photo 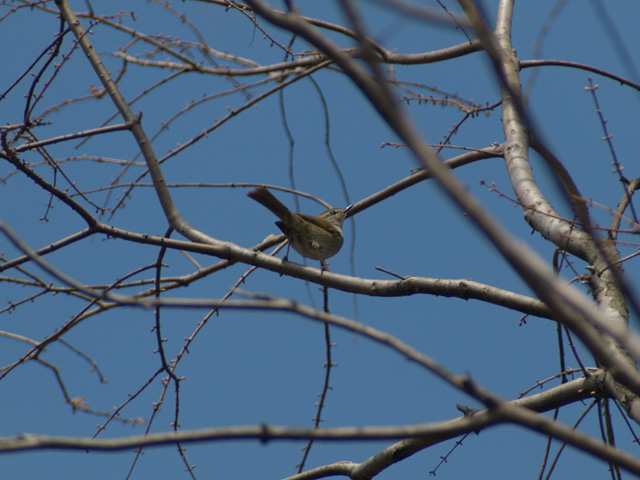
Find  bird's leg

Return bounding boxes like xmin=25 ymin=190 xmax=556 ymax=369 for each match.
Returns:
xmin=283 ymin=241 xmax=292 ymax=263
xmin=312 ymin=243 xmax=330 ymax=272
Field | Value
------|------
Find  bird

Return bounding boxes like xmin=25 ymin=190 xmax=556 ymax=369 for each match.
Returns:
xmin=247 ymin=187 xmax=350 ymax=269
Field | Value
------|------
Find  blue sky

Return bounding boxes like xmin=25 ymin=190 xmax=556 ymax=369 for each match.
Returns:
xmin=1 ymin=1 xmax=640 ymax=478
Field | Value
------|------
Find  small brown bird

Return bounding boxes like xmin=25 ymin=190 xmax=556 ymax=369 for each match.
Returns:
xmin=247 ymin=187 xmax=350 ymax=268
